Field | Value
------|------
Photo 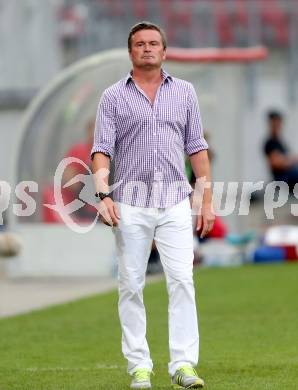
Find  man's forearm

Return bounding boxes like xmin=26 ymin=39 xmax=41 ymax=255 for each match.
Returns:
xmin=189 ymin=150 xmax=212 ymax=204
xmin=91 ymin=152 xmax=111 ymax=193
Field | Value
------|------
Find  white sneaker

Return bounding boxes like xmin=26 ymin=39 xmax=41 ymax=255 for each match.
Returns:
xmin=171 ymin=365 xmax=204 ymax=388
xmin=131 ymin=368 xmax=152 ymax=389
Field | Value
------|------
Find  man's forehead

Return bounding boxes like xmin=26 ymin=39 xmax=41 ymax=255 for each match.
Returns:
xmin=132 ymin=29 xmax=162 ymax=41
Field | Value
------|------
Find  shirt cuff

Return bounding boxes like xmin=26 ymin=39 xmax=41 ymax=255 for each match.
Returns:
xmin=185 ymin=139 xmax=209 ymax=156
xmin=90 ymin=144 xmax=114 ymax=160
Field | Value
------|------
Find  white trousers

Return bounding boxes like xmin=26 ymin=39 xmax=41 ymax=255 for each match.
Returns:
xmin=113 ymin=197 xmax=199 ymax=377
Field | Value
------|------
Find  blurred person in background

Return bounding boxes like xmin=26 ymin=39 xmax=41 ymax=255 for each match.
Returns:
xmin=62 ymin=118 xmax=95 ymax=207
xmin=264 ymin=110 xmax=298 ymax=190
xmin=91 ymin=21 xmax=214 ymax=389
xmin=42 ymin=119 xmax=97 ymax=222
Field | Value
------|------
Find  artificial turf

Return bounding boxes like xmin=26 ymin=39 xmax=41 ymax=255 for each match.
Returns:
xmin=0 ymin=263 xmax=297 ymax=390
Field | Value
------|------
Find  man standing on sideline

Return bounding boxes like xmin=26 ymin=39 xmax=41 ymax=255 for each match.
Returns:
xmin=91 ymin=22 xmax=214 ymax=389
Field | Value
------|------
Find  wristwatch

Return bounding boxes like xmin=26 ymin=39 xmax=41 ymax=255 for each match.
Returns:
xmin=95 ymin=192 xmax=110 ymax=202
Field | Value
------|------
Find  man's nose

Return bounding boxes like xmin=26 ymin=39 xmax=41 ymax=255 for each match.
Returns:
xmin=144 ymin=43 xmax=151 ymax=51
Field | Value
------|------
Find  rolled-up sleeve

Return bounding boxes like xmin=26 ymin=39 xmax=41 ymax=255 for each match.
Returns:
xmin=90 ymin=91 xmax=116 ymax=160
xmin=184 ymin=83 xmax=208 ymax=156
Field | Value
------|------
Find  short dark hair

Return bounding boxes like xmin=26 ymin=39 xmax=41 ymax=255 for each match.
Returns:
xmin=128 ymin=21 xmax=167 ymax=52
xmin=267 ymin=110 xmax=283 ymax=121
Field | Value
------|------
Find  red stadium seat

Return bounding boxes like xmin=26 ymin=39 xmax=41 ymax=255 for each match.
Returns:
xmin=260 ymin=0 xmax=288 ymax=46
xmin=160 ymin=0 xmax=193 ymax=43
xmin=214 ymin=1 xmax=234 ymax=45
xmin=132 ymin=0 xmax=148 ymax=19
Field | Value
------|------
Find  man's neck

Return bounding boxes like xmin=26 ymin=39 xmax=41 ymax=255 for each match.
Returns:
xmin=132 ymin=67 xmax=163 ymax=84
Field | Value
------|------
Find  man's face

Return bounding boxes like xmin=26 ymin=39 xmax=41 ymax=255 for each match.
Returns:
xmin=270 ymin=118 xmax=282 ymax=136
xmin=129 ymin=29 xmax=166 ymax=70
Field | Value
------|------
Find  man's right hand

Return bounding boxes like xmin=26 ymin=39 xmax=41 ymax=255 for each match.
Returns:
xmin=96 ymin=197 xmax=120 ymax=227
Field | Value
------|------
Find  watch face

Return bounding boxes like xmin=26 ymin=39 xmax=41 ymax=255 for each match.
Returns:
xmin=95 ymin=192 xmax=109 ymax=201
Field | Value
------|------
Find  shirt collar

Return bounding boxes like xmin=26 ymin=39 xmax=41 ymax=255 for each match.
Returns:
xmin=125 ymin=68 xmax=172 ymax=85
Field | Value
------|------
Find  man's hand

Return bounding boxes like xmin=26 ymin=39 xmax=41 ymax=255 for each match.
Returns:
xmin=96 ymin=197 xmax=120 ymax=227
xmin=196 ymin=202 xmax=215 ymax=238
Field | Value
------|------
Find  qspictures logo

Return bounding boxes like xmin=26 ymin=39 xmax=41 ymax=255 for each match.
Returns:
xmin=0 ymin=157 xmax=298 ymax=233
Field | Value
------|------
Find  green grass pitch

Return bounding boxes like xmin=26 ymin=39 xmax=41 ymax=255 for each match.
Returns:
xmin=0 ymin=263 xmax=298 ymax=389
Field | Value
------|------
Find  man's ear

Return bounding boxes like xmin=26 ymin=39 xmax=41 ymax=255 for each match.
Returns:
xmin=162 ymin=49 xmax=167 ymax=61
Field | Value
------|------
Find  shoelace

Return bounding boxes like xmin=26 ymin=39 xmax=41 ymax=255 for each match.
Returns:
xmin=133 ymin=369 xmax=151 ymax=381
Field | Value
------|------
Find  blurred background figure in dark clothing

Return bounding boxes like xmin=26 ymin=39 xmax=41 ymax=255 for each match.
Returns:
xmin=264 ymin=111 xmax=298 ymax=190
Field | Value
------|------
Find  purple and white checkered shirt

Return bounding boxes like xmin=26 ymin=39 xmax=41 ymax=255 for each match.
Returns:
xmin=91 ymin=69 xmax=208 ymax=208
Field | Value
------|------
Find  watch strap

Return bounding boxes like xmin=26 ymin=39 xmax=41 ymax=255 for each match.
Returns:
xmin=95 ymin=192 xmax=110 ymax=201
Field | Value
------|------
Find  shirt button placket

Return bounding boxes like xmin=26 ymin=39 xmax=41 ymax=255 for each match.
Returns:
xmin=153 ymin=109 xmax=157 ymax=173
xmin=152 ymin=109 xmax=159 ymax=207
